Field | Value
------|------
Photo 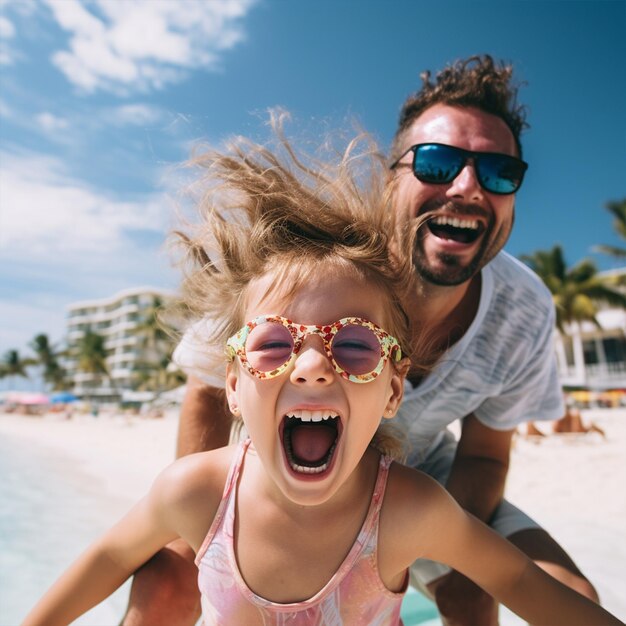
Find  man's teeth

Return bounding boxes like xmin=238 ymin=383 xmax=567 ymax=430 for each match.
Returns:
xmin=285 ymin=409 xmax=339 ymax=422
xmin=432 ymin=216 xmax=479 ymax=230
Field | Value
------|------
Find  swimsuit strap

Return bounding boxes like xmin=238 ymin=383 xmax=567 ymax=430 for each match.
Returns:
xmin=195 ymin=439 xmax=251 ymax=565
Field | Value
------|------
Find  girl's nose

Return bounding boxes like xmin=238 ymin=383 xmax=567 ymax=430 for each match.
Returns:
xmin=289 ymin=337 xmax=334 ymax=385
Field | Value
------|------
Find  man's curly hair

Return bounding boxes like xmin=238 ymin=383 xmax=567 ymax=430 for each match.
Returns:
xmin=391 ymin=55 xmax=528 ymax=160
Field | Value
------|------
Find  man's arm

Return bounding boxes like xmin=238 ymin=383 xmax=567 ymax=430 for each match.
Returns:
xmin=428 ymin=414 xmax=515 ymax=625
xmin=176 ymin=374 xmax=232 ymax=457
xmin=445 ymin=413 xmax=514 ymax=521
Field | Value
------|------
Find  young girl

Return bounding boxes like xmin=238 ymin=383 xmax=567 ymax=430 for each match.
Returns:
xmin=23 ymin=123 xmax=621 ymax=626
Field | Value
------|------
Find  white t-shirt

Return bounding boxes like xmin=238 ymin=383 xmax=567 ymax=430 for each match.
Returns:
xmin=395 ymin=251 xmax=564 ymax=465
xmin=173 ymin=250 xmax=564 ymax=463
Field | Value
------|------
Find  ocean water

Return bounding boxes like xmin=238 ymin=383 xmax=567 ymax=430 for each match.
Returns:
xmin=0 ymin=429 xmax=439 ymax=626
xmin=0 ymin=431 xmax=132 ymax=626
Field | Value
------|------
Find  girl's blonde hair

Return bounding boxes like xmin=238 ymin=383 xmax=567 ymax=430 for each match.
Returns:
xmin=174 ymin=111 xmax=429 ymax=459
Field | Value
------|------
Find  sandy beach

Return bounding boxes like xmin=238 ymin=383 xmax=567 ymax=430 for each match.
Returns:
xmin=2 ymin=407 xmax=625 ymax=624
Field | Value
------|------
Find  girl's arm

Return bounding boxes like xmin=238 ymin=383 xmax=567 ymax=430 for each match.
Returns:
xmin=21 ymin=474 xmax=178 ymax=626
xmin=384 ymin=465 xmax=623 ymax=626
xmin=21 ymin=450 xmax=228 ymax=626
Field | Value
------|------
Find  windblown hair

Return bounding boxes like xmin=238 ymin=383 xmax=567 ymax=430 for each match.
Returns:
xmin=391 ymin=54 xmax=528 ymax=160
xmin=173 ymin=112 xmax=430 ymax=458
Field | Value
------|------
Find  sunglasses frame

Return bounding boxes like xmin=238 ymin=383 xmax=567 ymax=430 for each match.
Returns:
xmin=391 ymin=142 xmax=528 ymax=195
xmin=226 ymin=315 xmax=402 ymax=383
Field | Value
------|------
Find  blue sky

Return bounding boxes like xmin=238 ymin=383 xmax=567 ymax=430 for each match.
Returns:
xmin=1 ymin=0 xmax=625 ymax=358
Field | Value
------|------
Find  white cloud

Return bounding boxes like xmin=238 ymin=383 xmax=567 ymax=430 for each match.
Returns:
xmin=0 ymin=14 xmax=15 ymax=65
xmin=0 ymin=0 xmax=36 ymax=65
xmin=0 ymin=97 xmax=11 ymax=118
xmin=108 ymin=103 xmax=164 ymax=126
xmin=0 ymin=299 xmax=67 ymax=357
xmin=0 ymin=15 xmax=15 ymax=38
xmin=36 ymin=111 xmax=70 ymax=132
xmin=0 ymin=149 xmax=167 ymax=256
xmin=0 ymin=149 xmax=179 ymax=351
xmin=42 ymin=0 xmax=257 ymax=94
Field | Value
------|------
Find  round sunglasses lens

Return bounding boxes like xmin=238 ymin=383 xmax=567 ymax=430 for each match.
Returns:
xmin=331 ymin=325 xmax=382 ymax=376
xmin=414 ymin=145 xmax=462 ymax=183
xmin=478 ymin=155 xmax=523 ymax=194
xmin=246 ymin=322 xmax=294 ymax=372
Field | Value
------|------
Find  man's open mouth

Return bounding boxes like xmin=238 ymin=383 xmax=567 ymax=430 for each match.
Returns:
xmin=282 ymin=410 xmax=340 ymax=475
xmin=427 ymin=215 xmax=484 ymax=244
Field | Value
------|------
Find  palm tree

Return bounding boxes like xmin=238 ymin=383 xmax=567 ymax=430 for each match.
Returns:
xmin=0 ymin=349 xmax=35 ymax=380
xmin=594 ymin=198 xmax=626 ymax=259
xmin=131 ymin=296 xmax=179 ymax=393
xmin=133 ymin=296 xmax=172 ymax=352
xmin=521 ymin=245 xmax=626 ymax=332
xmin=73 ymin=330 xmax=112 ymax=401
xmin=134 ymin=356 xmax=186 ymax=395
xmin=29 ymin=334 xmax=68 ymax=391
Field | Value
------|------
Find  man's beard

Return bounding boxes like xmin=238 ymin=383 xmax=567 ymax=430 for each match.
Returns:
xmin=412 ymin=223 xmax=492 ymax=287
xmin=412 ymin=247 xmax=486 ymax=286
xmin=407 ymin=198 xmax=511 ymax=287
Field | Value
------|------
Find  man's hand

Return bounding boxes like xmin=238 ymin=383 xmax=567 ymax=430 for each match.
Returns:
xmin=176 ymin=375 xmax=232 ymax=457
xmin=430 ymin=570 xmax=498 ymax=626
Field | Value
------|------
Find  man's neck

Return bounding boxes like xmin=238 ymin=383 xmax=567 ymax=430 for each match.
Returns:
xmin=409 ymin=270 xmax=481 ymax=324
xmin=404 ymin=273 xmax=482 ymax=385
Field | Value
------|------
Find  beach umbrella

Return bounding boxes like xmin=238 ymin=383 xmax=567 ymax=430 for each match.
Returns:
xmin=50 ymin=391 xmax=78 ymax=404
xmin=14 ymin=392 xmax=50 ymax=405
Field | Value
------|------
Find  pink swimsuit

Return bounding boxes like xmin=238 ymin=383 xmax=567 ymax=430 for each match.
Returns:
xmin=195 ymin=439 xmax=407 ymax=625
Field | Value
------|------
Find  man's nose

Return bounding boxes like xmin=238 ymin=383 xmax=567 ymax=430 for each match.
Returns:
xmin=445 ymin=160 xmax=485 ymax=203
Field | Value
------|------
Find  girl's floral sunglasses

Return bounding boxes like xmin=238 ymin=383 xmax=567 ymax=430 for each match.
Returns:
xmin=226 ymin=315 xmax=403 ymax=383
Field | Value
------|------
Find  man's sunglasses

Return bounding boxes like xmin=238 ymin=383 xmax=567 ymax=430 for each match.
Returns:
xmin=391 ymin=142 xmax=528 ymax=195
xmin=226 ymin=315 xmax=402 ymax=384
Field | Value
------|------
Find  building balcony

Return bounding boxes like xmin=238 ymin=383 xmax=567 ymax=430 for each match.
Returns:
xmin=559 ymin=361 xmax=626 ymax=390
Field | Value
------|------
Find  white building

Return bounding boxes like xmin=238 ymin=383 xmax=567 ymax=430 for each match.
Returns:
xmin=556 ymin=307 xmax=626 ymax=390
xmin=555 ymin=269 xmax=626 ymax=391
xmin=64 ymin=287 xmax=174 ymax=403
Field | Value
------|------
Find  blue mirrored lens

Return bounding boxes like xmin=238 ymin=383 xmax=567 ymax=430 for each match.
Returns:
xmin=413 ymin=144 xmax=463 ymax=183
xmin=476 ymin=154 xmax=524 ymax=194
xmin=412 ymin=144 xmax=525 ymax=195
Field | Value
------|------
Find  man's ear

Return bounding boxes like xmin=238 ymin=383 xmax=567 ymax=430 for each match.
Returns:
xmin=384 ymin=357 xmax=410 ymax=420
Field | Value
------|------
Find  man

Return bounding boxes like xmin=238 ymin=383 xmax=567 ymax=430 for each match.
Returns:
xmin=122 ymin=56 xmax=598 ymax=626
xmin=383 ymin=56 xmax=598 ymax=624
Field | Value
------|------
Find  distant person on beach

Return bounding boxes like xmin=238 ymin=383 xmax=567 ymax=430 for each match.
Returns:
xmin=22 ymin=127 xmax=621 ymax=626
xmin=553 ymin=396 xmax=606 ymax=437
xmin=524 ymin=395 xmax=607 ymax=439
xmin=123 ymin=56 xmax=601 ymax=626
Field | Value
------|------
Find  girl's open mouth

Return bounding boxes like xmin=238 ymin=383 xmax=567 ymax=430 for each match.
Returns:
xmin=281 ymin=410 xmax=341 ymax=475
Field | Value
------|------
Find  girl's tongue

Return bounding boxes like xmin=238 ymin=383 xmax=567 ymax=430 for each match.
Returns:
xmin=290 ymin=423 xmax=337 ymax=463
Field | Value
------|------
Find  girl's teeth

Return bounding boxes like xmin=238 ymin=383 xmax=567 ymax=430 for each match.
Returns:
xmin=290 ymin=461 xmax=329 ymax=474
xmin=286 ymin=409 xmax=338 ymax=422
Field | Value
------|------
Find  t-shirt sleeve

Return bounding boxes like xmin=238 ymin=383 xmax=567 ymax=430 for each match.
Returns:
xmin=172 ymin=317 xmax=226 ymax=389
xmin=474 ymin=304 xmax=565 ymax=430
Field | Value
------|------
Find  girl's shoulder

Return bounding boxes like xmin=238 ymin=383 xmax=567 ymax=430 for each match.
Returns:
xmin=149 ymin=444 xmax=240 ymax=551
xmin=158 ymin=444 xmax=239 ymax=503
xmin=384 ymin=461 xmax=450 ymax=521
xmin=379 ymin=461 xmax=464 ymax=571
